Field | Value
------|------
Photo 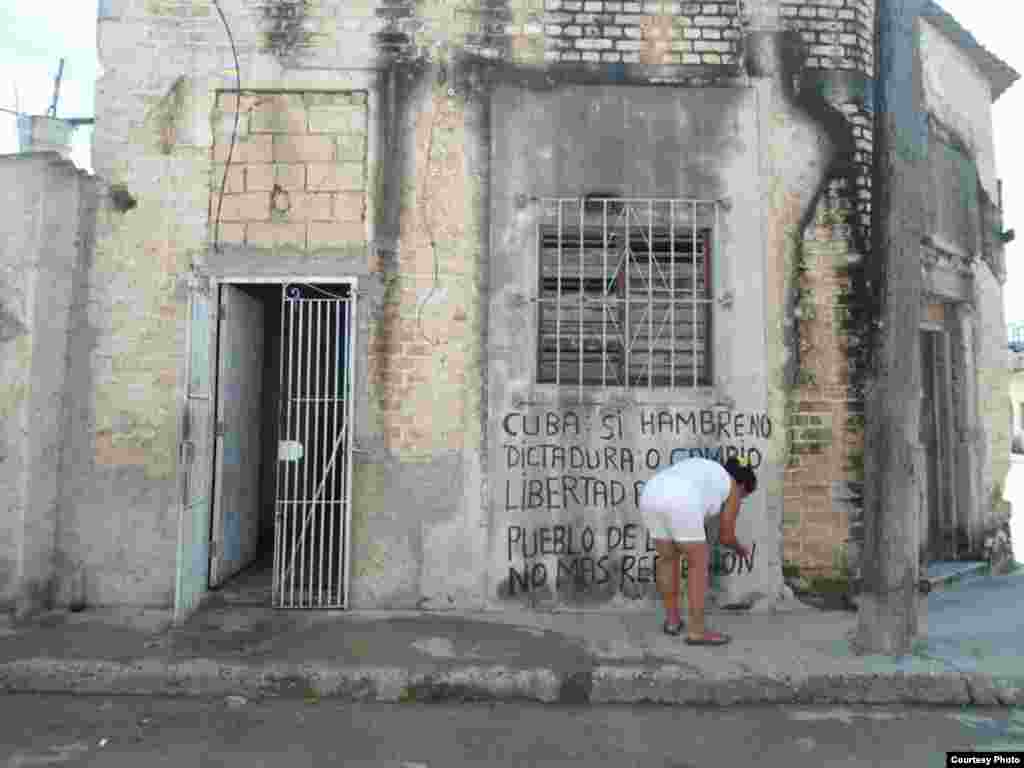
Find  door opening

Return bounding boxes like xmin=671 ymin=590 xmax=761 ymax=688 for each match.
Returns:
xmin=919 ymin=326 xmax=959 ymax=563
xmin=187 ymin=279 xmax=356 ymax=611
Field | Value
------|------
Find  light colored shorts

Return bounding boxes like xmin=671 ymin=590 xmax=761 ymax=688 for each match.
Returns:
xmin=639 ymin=488 xmax=707 ymax=543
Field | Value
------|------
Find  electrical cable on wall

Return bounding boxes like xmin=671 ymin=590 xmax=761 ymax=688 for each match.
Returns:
xmin=212 ymin=0 xmax=242 ymax=253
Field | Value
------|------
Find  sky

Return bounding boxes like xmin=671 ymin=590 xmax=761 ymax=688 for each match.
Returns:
xmin=0 ymin=0 xmax=1022 ymax=324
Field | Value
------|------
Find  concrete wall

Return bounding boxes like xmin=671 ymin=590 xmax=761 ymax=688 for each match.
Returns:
xmin=41 ymin=0 xmax=1005 ymax=617
xmin=0 ymin=152 xmax=97 ymax=617
xmin=919 ymin=16 xmax=1012 ymax=546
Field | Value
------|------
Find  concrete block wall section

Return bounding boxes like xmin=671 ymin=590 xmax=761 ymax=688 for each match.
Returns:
xmin=780 ymin=0 xmax=875 ymax=75
xmin=209 ymin=91 xmax=369 ymax=252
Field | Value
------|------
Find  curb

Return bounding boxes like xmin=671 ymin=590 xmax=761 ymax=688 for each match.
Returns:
xmin=1 ymin=659 xmax=1021 ymax=707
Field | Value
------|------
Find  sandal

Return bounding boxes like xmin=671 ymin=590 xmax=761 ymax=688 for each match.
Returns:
xmin=663 ymin=619 xmax=685 ymax=636
xmin=685 ymin=631 xmax=731 ymax=646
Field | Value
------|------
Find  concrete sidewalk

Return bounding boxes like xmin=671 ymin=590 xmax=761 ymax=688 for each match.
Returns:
xmin=1 ymin=571 xmax=1021 ymax=707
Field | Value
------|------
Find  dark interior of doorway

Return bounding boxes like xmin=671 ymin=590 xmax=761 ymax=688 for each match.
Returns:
xmin=210 ymin=283 xmax=282 ymax=606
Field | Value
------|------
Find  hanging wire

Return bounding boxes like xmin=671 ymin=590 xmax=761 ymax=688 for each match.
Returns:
xmin=212 ymin=0 xmax=242 ymax=253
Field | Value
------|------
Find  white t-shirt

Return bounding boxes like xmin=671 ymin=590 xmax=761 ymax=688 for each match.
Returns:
xmin=641 ymin=457 xmax=732 ymax=521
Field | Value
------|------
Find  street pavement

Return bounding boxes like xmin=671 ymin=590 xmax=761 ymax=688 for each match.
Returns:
xmin=0 ymin=564 xmax=1021 ymax=707
xmin=0 ymin=460 xmax=1018 ymax=709
xmin=2 ymin=695 xmax=1023 ymax=767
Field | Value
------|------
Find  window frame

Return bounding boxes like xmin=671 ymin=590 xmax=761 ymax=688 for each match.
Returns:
xmin=533 ymin=197 xmax=719 ymax=395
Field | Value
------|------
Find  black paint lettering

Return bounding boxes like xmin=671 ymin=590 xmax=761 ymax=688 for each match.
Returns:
xmin=546 ymin=412 xmax=560 ymax=436
xmin=610 ymin=480 xmax=625 ymax=507
xmin=621 ymin=447 xmax=635 ymax=473
xmin=657 ymin=411 xmax=674 ymax=433
xmin=564 ymin=411 xmax=580 ymax=436
xmin=725 ymin=445 xmax=739 ymax=462
xmin=677 ymin=411 xmax=697 ymax=435
xmin=596 ymin=555 xmax=610 ymax=584
xmin=645 ymin=448 xmax=660 ymax=470
xmin=645 ymin=530 xmax=656 ymax=552
xmin=636 ymin=555 xmax=655 ymax=583
xmin=740 ymin=543 xmax=756 ymax=573
xmin=623 ymin=523 xmax=639 ymax=551
xmin=607 ymin=526 xmax=623 ymax=551
xmin=502 ymin=413 xmax=518 ymax=437
xmin=640 ymin=409 xmax=655 ymax=435
xmin=721 ymin=550 xmax=737 ymax=575
xmin=545 ymin=477 xmax=562 ymax=509
xmin=539 ymin=527 xmax=554 ymax=555
xmin=717 ymin=410 xmax=731 ymax=439
xmin=527 ymin=479 xmax=545 ymax=509
xmin=552 ymin=525 xmax=566 ymax=554
xmin=620 ymin=555 xmax=637 ymax=588
xmin=505 ymin=479 xmax=520 ymax=511
xmin=522 ymin=529 xmax=538 ymax=558
xmin=700 ymin=410 xmax=715 ymax=435
xmin=593 ymin=479 xmax=609 ymax=508
xmin=509 ymin=566 xmax=529 ymax=595
xmin=505 ymin=444 xmax=520 ymax=469
xmin=562 ymin=476 xmax=581 ymax=506
xmin=734 ymin=413 xmax=746 ymax=438
xmin=507 ymin=526 xmax=523 ymax=561
xmin=604 ymin=446 xmax=619 ymax=471
xmin=556 ymin=558 xmax=577 ymax=587
xmin=582 ymin=526 xmax=595 ymax=553
xmin=522 ymin=414 xmax=539 ymax=436
xmin=552 ymin=445 xmax=565 ymax=470
xmin=600 ymin=412 xmax=622 ymax=441
xmin=634 ymin=480 xmax=645 ymax=508
xmin=748 ymin=447 xmax=762 ymax=469
xmin=531 ymin=562 xmax=548 ymax=588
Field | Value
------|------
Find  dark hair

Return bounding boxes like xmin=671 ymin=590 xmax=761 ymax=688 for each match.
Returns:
xmin=724 ymin=456 xmax=757 ymax=495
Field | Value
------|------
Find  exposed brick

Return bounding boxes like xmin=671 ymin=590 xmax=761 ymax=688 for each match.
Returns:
xmin=564 ymin=24 xmax=583 ymax=34
xmin=601 ymin=51 xmax=622 ymax=61
xmin=247 ymin=221 xmax=306 ymax=249
xmin=276 ymin=163 xmax=306 ymax=190
xmin=283 ymin=192 xmax=333 ymax=220
xmin=701 ymin=52 xmax=721 ymax=64
xmin=219 ymin=192 xmax=269 ymax=222
xmin=582 ymin=51 xmax=601 ymax=61
xmin=622 ymin=51 xmax=641 ymax=62
xmin=701 ymin=28 xmax=721 ymax=39
xmin=307 ymin=162 xmax=365 ymax=192
xmin=616 ymin=39 xmax=643 ymax=50
xmin=211 ymin=163 xmax=245 ymax=194
xmin=273 ymin=134 xmax=336 ymax=163
xmin=249 ymin=94 xmax=308 ymax=133
xmin=308 ymin=106 xmax=365 ymax=134
xmin=623 ymin=25 xmax=642 ymax=37
xmin=217 ymin=222 xmax=245 ymax=245
xmin=681 ymin=52 xmax=700 ymax=64
xmin=308 ymin=221 xmax=366 ymax=248
xmin=213 ymin=134 xmax=273 ymax=164
xmin=335 ymin=192 xmax=366 ymax=221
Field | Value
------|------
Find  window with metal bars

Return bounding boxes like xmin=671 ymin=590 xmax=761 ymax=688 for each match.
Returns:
xmin=537 ymin=198 xmax=714 ymax=389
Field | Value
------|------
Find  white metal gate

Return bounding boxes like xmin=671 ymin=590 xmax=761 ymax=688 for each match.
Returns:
xmin=273 ymin=282 xmax=356 ymax=608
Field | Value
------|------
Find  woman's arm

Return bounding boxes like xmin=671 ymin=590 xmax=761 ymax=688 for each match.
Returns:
xmin=718 ymin=484 xmax=740 ymax=548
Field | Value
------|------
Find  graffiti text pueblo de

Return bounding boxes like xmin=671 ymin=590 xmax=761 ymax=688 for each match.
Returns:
xmin=502 ymin=408 xmax=772 ymax=512
xmin=505 ymin=523 xmax=757 ymax=594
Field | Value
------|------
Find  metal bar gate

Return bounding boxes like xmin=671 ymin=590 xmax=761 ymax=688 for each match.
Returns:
xmin=273 ymin=282 xmax=356 ymax=608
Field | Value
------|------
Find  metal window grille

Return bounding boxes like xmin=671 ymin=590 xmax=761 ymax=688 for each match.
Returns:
xmin=537 ymin=197 xmax=717 ymax=391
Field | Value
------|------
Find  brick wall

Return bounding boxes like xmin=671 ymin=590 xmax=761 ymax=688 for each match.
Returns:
xmin=783 ymin=190 xmax=865 ymax=577
xmin=543 ymin=0 xmax=741 ymax=65
xmin=781 ymin=0 xmax=875 ymax=76
xmin=209 ymin=91 xmax=368 ymax=252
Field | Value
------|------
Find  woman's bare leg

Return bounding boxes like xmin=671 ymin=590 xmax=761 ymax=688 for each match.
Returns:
xmin=654 ymin=539 xmax=682 ymax=625
xmin=682 ymin=542 xmax=710 ymax=640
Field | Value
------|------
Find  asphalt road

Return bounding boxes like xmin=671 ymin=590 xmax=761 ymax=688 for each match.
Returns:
xmin=1 ymin=695 xmax=1022 ymax=767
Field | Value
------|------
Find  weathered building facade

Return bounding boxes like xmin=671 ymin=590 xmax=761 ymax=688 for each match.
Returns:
xmin=0 ymin=0 xmax=1016 ymax=620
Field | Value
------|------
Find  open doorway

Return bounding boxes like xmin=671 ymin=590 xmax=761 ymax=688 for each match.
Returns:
xmin=203 ymin=279 xmax=356 ymax=610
